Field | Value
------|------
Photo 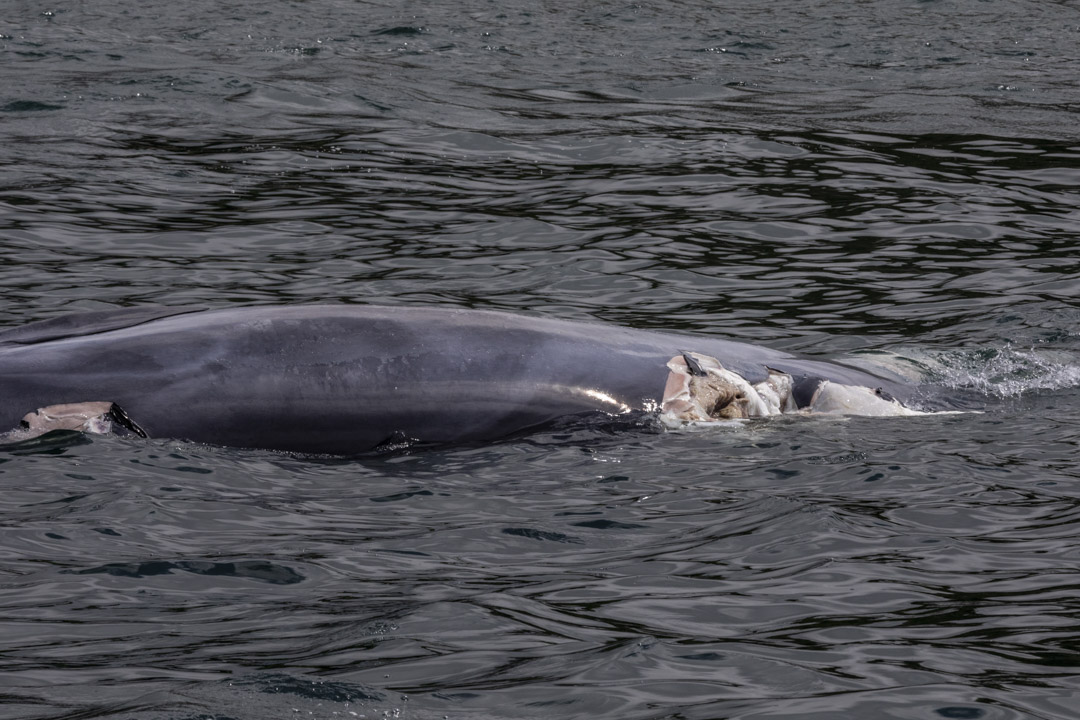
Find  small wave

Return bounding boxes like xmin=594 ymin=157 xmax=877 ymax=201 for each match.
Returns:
xmin=868 ymin=347 xmax=1080 ymax=399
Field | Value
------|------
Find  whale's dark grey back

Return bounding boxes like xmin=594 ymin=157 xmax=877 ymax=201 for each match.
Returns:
xmin=0 ymin=305 xmax=910 ymax=453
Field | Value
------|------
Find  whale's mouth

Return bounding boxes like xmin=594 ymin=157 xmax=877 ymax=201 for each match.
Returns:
xmin=660 ymin=352 xmax=934 ymax=426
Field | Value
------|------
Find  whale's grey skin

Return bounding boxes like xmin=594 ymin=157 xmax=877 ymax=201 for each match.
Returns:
xmin=0 ymin=305 xmax=914 ymax=454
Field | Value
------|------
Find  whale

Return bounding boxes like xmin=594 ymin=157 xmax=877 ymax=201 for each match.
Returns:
xmin=0 ymin=304 xmax=933 ymax=454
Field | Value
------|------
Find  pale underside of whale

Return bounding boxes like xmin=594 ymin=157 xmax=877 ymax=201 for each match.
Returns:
xmin=0 ymin=305 xmax=938 ymax=455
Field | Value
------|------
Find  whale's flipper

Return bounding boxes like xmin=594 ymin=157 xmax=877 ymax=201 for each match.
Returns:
xmin=0 ymin=307 xmax=204 ymax=346
xmin=1 ymin=402 xmax=148 ymax=443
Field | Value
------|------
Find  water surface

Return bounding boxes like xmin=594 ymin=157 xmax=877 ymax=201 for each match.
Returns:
xmin=2 ymin=1 xmax=1080 ymax=718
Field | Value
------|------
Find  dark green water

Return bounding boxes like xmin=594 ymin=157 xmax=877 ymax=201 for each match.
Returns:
xmin=2 ymin=1 xmax=1080 ymax=718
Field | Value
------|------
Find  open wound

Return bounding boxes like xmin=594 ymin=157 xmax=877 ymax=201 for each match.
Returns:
xmin=660 ymin=352 xmax=931 ymax=426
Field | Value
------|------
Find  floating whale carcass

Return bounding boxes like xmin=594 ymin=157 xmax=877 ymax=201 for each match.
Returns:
xmin=0 ymin=305 xmax=944 ymax=454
